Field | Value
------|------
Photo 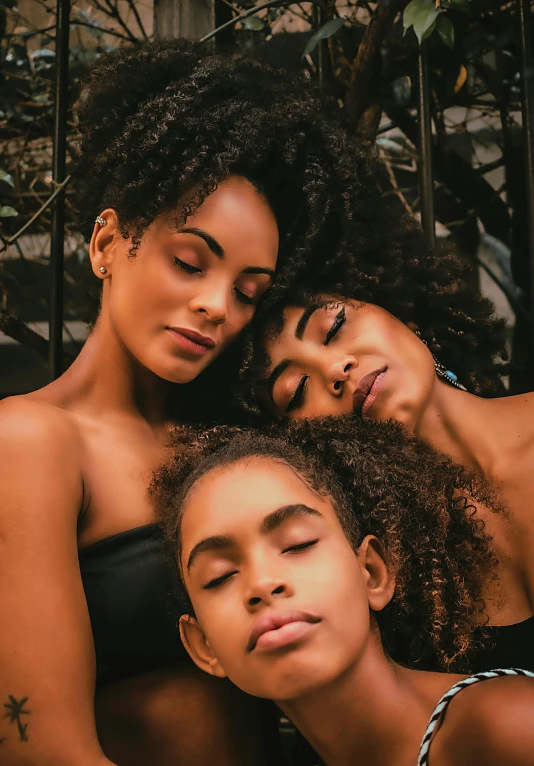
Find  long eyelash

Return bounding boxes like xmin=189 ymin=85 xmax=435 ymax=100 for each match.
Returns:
xmin=324 ymin=306 xmax=346 ymax=345
xmin=286 ymin=375 xmax=309 ymax=414
xmin=174 ymin=257 xmax=201 ymax=274
xmin=202 ymin=571 xmax=237 ymax=590
xmin=284 ymin=539 xmax=319 ymax=553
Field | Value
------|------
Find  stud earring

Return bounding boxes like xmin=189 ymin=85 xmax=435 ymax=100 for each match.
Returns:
xmin=99 ymin=266 xmax=107 ymax=274
xmin=415 ymin=330 xmax=467 ymax=392
xmin=95 ymin=216 xmax=107 ymax=227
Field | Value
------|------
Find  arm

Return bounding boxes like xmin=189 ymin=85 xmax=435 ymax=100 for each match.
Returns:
xmin=435 ymin=675 xmax=534 ymax=766
xmin=0 ymin=399 xmax=116 ymax=766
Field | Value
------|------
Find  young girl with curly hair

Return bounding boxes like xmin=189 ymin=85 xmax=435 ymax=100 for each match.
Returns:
xmin=240 ymin=280 xmax=534 ymax=674
xmin=154 ymin=417 xmax=534 ymax=766
xmin=0 ymin=39 xmax=403 ymax=766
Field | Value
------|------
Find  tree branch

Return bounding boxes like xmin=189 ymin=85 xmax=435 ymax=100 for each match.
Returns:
xmin=344 ymin=0 xmax=405 ymax=135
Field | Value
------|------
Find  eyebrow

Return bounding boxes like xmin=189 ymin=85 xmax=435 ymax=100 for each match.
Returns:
xmin=295 ymin=304 xmax=321 ymax=340
xmin=243 ymin=266 xmax=275 ymax=279
xmin=180 ymin=227 xmax=225 ymax=258
xmin=186 ymin=503 xmax=321 ymax=571
xmin=179 ymin=228 xmax=275 ymax=279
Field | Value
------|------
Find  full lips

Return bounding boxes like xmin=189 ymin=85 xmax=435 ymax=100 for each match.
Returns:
xmin=167 ymin=328 xmax=214 ymax=357
xmin=253 ymin=620 xmax=319 ymax=652
xmin=353 ymin=366 xmax=387 ymax=415
xmin=361 ymin=369 xmax=387 ymax=418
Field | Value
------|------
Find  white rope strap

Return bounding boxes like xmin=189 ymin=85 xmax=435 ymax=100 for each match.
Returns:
xmin=417 ymin=668 xmax=534 ymax=766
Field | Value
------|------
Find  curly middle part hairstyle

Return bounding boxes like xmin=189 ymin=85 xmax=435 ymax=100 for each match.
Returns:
xmin=153 ymin=414 xmax=501 ymax=673
xmin=75 ymin=38 xmax=387 ymax=292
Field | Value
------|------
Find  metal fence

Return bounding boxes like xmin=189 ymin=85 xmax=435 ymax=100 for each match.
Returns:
xmin=20 ymin=0 xmax=534 ymax=378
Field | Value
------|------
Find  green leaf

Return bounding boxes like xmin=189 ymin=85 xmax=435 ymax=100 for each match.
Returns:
xmin=0 ymin=170 xmax=14 ymax=188
xmin=447 ymin=0 xmax=470 ymax=13
xmin=437 ymin=15 xmax=455 ymax=48
xmin=302 ymin=17 xmax=346 ymax=58
xmin=0 ymin=206 xmax=18 ymax=218
xmin=403 ymin=0 xmax=440 ymax=46
xmin=243 ymin=15 xmax=265 ymax=31
xmin=421 ymin=17 xmax=438 ymax=43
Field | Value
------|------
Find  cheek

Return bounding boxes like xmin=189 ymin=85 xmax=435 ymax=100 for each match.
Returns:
xmin=197 ymin=598 xmax=245 ymax=663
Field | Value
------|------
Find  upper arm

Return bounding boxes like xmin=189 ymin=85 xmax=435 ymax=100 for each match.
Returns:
xmin=435 ymin=676 xmax=534 ymax=766
xmin=0 ymin=399 xmax=110 ymax=765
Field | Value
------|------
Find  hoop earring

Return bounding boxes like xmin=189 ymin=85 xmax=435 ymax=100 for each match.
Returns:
xmin=415 ymin=331 xmax=467 ymax=392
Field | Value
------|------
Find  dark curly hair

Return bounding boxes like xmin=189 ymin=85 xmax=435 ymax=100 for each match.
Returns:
xmin=75 ymin=38 xmax=381 ymax=282
xmin=239 ymin=243 xmax=508 ymax=417
xmin=153 ymin=414 xmax=501 ymax=673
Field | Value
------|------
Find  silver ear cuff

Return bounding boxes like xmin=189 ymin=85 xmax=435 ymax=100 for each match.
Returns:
xmin=95 ymin=216 xmax=107 ymax=227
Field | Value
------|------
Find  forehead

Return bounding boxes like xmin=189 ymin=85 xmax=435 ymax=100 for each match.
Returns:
xmin=180 ymin=457 xmax=331 ymax=547
xmin=187 ymin=177 xmax=279 ymax=257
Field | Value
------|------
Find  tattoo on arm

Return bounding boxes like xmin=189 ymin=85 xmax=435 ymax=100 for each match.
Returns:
xmin=4 ymin=696 xmax=30 ymax=742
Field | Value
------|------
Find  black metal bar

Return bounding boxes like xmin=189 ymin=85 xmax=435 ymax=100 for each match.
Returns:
xmin=49 ymin=0 xmax=70 ymax=379
xmin=417 ymin=44 xmax=435 ymax=251
xmin=518 ymin=0 xmax=534 ymax=347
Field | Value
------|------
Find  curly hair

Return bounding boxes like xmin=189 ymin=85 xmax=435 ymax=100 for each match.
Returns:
xmin=75 ymin=39 xmax=381 ymax=280
xmin=239 ymin=244 xmax=508 ymax=418
xmin=153 ymin=414 xmax=501 ymax=673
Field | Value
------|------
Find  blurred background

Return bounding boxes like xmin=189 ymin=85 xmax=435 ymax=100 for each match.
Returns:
xmin=0 ymin=0 xmax=531 ymax=396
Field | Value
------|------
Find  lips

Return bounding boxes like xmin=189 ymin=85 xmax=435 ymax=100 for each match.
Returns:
xmin=247 ymin=610 xmax=321 ymax=652
xmin=352 ymin=366 xmax=387 ymax=416
xmin=167 ymin=326 xmax=216 ymax=356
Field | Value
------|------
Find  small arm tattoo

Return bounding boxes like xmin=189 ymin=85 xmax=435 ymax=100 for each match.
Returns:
xmin=4 ymin=696 xmax=30 ymax=742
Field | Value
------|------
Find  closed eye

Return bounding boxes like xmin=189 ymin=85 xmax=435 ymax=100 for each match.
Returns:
xmin=283 ymin=539 xmax=319 ymax=553
xmin=324 ymin=306 xmax=346 ymax=345
xmin=202 ymin=570 xmax=238 ymax=590
xmin=234 ymin=288 xmax=256 ymax=306
xmin=286 ymin=375 xmax=309 ymax=414
xmin=174 ymin=256 xmax=201 ymax=274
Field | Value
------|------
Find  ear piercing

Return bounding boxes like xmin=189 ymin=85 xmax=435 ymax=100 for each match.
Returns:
xmin=95 ymin=216 xmax=107 ymax=227
xmin=99 ymin=266 xmax=107 ymax=274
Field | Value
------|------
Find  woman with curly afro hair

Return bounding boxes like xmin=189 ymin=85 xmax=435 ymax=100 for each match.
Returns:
xmin=0 ymin=38 xmax=402 ymax=766
xmin=240 ymin=282 xmax=534 ymax=676
xmin=154 ymin=416 xmax=534 ymax=766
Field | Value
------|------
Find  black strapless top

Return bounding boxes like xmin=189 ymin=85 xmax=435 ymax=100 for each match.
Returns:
xmin=470 ymin=616 xmax=534 ymax=673
xmin=79 ymin=524 xmax=187 ymax=686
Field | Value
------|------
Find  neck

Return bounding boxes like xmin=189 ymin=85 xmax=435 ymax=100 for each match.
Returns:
xmin=414 ymin=379 xmax=527 ymax=476
xmin=46 ymin=313 xmax=172 ymax=425
xmin=276 ymin=637 xmax=430 ymax=766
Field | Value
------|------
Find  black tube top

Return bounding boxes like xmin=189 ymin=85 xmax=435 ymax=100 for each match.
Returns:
xmin=79 ymin=523 xmax=187 ymax=686
xmin=470 ymin=616 xmax=534 ymax=673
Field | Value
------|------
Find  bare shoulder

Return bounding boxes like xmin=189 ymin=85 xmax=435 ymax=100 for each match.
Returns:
xmin=434 ymin=675 xmax=534 ymax=766
xmin=0 ymin=394 xmax=81 ymax=450
xmin=0 ymin=395 xmax=84 ymax=520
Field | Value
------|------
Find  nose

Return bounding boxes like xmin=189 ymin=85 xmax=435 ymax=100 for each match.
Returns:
xmin=244 ymin=572 xmax=293 ymax=611
xmin=188 ymin=279 xmax=229 ymax=325
xmin=326 ymin=357 xmax=357 ymax=397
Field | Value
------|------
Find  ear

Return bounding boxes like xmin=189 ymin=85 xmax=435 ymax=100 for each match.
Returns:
xmin=356 ymin=535 xmax=395 ymax=612
xmin=89 ymin=208 xmax=119 ymax=280
xmin=406 ymin=321 xmax=420 ymax=335
xmin=179 ymin=614 xmax=228 ymax=679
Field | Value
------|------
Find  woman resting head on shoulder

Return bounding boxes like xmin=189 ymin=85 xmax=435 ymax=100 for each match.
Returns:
xmin=0 ymin=40 xmax=391 ymax=766
xmin=154 ymin=416 xmax=534 ymax=766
